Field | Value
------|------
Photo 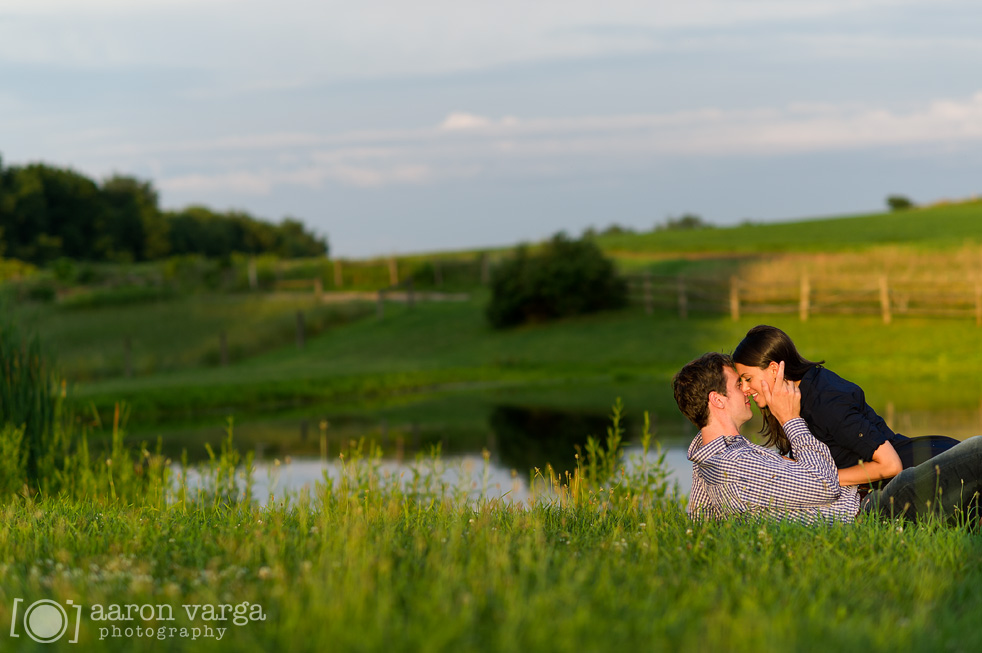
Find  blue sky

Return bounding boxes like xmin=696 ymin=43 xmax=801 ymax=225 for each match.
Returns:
xmin=2 ymin=0 xmax=981 ymax=256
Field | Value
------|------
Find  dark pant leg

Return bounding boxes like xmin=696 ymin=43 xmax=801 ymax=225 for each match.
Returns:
xmin=862 ymin=435 xmax=982 ymax=524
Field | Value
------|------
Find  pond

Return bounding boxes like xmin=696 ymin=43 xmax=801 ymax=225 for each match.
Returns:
xmin=129 ymin=381 xmax=982 ymax=504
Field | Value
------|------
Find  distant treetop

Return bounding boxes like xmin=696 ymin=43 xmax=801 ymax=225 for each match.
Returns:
xmin=0 ymin=157 xmax=328 ymax=265
xmin=655 ymin=213 xmax=714 ymax=232
xmin=886 ymin=195 xmax=915 ymax=212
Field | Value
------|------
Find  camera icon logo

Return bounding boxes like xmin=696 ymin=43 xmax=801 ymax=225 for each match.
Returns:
xmin=9 ymin=598 xmax=82 ymax=644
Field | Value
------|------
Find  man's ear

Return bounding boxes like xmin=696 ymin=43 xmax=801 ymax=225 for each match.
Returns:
xmin=708 ymin=391 xmax=725 ymax=409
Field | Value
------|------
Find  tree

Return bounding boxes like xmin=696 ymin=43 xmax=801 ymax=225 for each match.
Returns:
xmin=101 ymin=175 xmax=169 ymax=261
xmin=0 ymin=153 xmax=328 ymax=263
xmin=886 ymin=195 xmax=914 ymax=212
xmin=655 ymin=213 xmax=713 ymax=232
xmin=486 ymin=233 xmax=627 ymax=329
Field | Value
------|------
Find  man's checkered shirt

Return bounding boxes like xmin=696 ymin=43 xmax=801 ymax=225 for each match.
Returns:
xmin=687 ymin=417 xmax=860 ymax=524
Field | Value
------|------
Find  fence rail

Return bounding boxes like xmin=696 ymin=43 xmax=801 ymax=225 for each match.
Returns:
xmin=626 ymin=273 xmax=982 ymax=325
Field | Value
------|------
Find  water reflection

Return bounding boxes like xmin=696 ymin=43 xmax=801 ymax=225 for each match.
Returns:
xmin=134 ymin=393 xmax=982 ymax=505
xmin=220 ymin=447 xmax=695 ymax=506
xmin=488 ymin=405 xmax=623 ymax=475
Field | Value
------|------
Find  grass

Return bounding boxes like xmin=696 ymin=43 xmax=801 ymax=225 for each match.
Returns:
xmin=0 ymin=438 xmax=980 ymax=653
xmin=63 ymin=293 xmax=982 ymax=437
xmin=7 ymin=200 xmax=982 ymax=454
xmin=12 ymin=294 xmax=373 ymax=381
xmin=4 ymin=202 xmax=982 ymax=651
xmin=596 ymin=199 xmax=982 ymax=256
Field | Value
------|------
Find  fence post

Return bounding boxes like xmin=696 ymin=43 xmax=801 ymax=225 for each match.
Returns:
xmin=377 ymin=290 xmax=385 ymax=319
xmin=480 ymin=253 xmax=491 ymax=284
xmin=248 ymin=258 xmax=258 ymax=290
xmin=879 ymin=276 xmax=892 ymax=325
xmin=333 ymin=259 xmax=343 ymax=288
xmin=124 ymin=337 xmax=132 ymax=378
xmin=296 ymin=310 xmax=305 ymax=349
xmin=220 ymin=330 xmax=228 ymax=367
xmin=314 ymin=277 xmax=323 ymax=298
xmin=643 ymin=271 xmax=653 ymax=315
xmin=729 ymin=276 xmax=740 ymax=321
xmin=677 ymin=275 xmax=688 ymax=319
xmin=799 ymin=275 xmax=810 ymax=322
xmin=388 ymin=257 xmax=399 ymax=286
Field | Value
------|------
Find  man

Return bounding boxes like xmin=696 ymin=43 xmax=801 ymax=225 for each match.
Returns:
xmin=672 ymin=352 xmax=859 ymax=524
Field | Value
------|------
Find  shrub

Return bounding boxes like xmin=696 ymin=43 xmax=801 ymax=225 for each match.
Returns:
xmin=887 ymin=195 xmax=915 ymax=211
xmin=655 ymin=213 xmax=713 ymax=231
xmin=486 ymin=233 xmax=627 ymax=329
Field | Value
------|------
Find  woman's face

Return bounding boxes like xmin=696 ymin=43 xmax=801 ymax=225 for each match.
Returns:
xmin=734 ymin=362 xmax=778 ymax=409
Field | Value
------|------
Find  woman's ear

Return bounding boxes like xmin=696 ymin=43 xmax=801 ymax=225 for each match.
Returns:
xmin=767 ymin=361 xmax=780 ymax=376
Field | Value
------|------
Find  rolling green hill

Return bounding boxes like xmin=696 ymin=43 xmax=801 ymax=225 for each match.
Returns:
xmin=596 ymin=199 xmax=982 ymax=258
xmin=8 ymin=199 xmax=982 ymax=440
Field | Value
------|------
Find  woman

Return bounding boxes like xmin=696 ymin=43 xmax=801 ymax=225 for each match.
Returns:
xmin=732 ymin=325 xmax=960 ymax=489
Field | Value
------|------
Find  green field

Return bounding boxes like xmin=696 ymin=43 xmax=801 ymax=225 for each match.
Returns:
xmin=10 ymin=200 xmax=982 ymax=449
xmin=3 ymin=202 xmax=982 ymax=652
xmin=597 ymin=199 xmax=982 ymax=256
xmin=1 ymin=448 xmax=980 ymax=653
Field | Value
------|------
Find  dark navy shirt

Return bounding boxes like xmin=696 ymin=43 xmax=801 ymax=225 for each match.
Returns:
xmin=797 ymin=366 xmax=910 ymax=469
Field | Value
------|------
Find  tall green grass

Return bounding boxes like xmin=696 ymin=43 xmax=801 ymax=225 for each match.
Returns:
xmin=0 ymin=423 xmax=979 ymax=653
xmin=0 ymin=317 xmax=977 ymax=653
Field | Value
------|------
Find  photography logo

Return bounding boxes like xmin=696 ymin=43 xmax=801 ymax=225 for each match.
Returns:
xmin=9 ymin=598 xmax=82 ymax=644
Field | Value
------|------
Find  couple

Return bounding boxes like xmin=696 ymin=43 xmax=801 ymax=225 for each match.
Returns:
xmin=673 ymin=325 xmax=982 ymax=525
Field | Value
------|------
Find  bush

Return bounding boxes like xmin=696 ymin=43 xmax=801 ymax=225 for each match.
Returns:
xmin=887 ymin=195 xmax=915 ymax=211
xmin=486 ymin=233 xmax=627 ymax=329
xmin=655 ymin=213 xmax=713 ymax=231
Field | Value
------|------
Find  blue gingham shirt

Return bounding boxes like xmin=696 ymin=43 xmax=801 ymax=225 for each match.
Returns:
xmin=687 ymin=417 xmax=860 ymax=524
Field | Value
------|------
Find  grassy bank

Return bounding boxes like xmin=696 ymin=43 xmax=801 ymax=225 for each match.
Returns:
xmin=68 ymin=293 xmax=982 ymax=432
xmin=8 ymin=199 xmax=982 ymax=446
xmin=1 ymin=451 xmax=980 ymax=653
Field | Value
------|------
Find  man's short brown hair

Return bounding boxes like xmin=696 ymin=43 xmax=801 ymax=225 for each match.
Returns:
xmin=672 ymin=352 xmax=733 ymax=428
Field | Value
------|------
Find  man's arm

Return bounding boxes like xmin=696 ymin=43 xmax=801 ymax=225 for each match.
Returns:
xmin=746 ymin=362 xmax=842 ymax=506
xmin=687 ymin=464 xmax=716 ymax=520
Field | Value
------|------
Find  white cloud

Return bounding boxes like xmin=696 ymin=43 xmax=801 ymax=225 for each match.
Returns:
xmin=144 ymin=91 xmax=982 ymax=197
xmin=440 ymin=113 xmax=493 ymax=131
xmin=0 ymin=0 xmax=967 ymax=82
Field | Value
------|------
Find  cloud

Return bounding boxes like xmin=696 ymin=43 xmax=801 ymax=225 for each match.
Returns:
xmin=141 ymin=90 xmax=982 ymax=197
xmin=0 ymin=0 xmax=965 ymax=82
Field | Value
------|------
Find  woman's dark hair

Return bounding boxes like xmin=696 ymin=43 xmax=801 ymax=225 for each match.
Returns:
xmin=732 ymin=325 xmax=824 ymax=456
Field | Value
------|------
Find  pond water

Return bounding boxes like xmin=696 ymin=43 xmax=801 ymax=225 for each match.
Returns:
xmin=136 ymin=385 xmax=982 ymax=504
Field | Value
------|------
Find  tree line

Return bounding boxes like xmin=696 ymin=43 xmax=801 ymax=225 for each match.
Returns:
xmin=0 ymin=156 xmax=328 ymax=265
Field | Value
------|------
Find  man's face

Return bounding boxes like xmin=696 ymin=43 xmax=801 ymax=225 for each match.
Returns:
xmin=721 ymin=366 xmax=754 ymax=426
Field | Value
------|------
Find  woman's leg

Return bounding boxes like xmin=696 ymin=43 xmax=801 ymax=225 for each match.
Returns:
xmin=862 ymin=436 xmax=982 ymax=524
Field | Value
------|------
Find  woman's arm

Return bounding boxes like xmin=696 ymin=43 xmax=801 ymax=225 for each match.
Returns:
xmin=836 ymin=441 xmax=903 ymax=486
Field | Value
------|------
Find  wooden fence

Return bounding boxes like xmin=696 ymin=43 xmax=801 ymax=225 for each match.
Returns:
xmin=626 ymin=273 xmax=982 ymax=325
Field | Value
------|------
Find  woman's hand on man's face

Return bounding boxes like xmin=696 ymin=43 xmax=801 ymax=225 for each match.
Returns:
xmin=759 ymin=360 xmax=801 ymax=425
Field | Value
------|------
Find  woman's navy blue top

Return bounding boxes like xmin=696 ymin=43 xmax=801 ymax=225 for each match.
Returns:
xmin=797 ymin=365 xmax=910 ymax=468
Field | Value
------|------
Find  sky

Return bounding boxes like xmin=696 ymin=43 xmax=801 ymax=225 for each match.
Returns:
xmin=2 ymin=0 xmax=981 ymax=257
